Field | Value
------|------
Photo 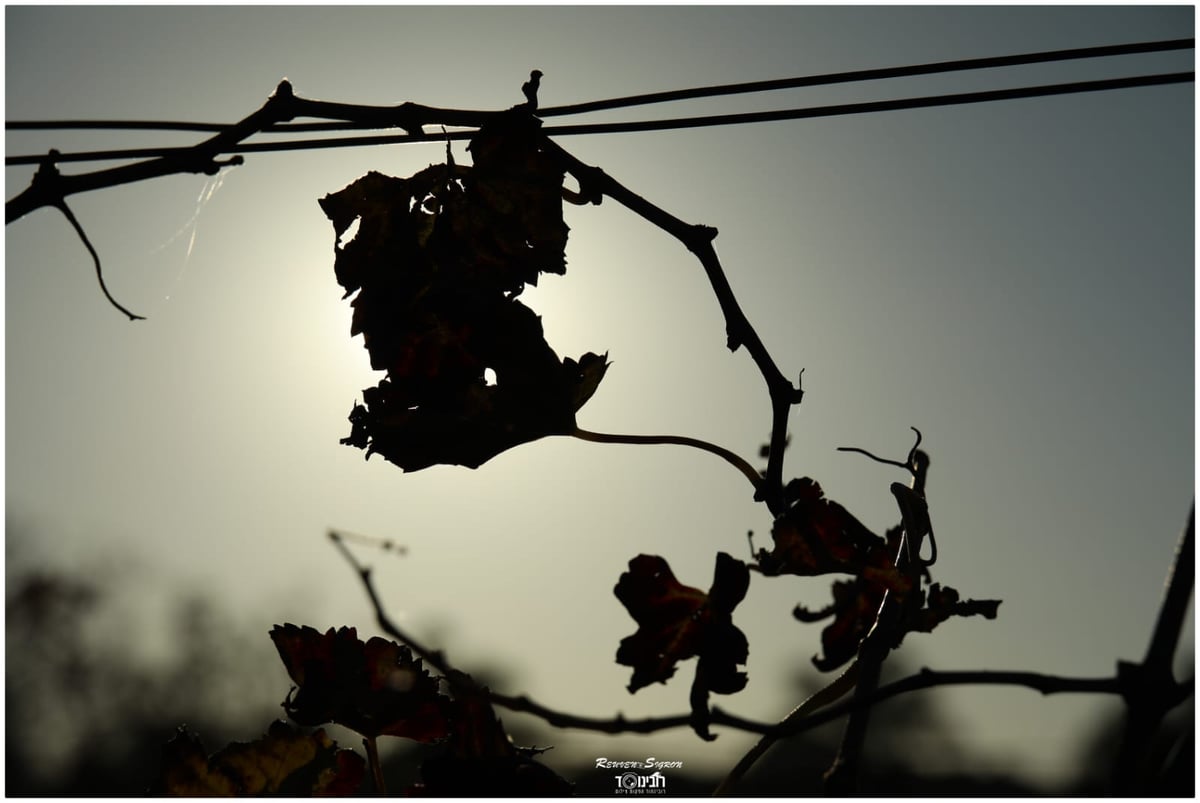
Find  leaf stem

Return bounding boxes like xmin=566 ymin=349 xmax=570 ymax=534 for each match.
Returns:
xmin=572 ymin=427 xmax=763 ymax=496
xmin=363 ymin=735 xmax=386 ymax=795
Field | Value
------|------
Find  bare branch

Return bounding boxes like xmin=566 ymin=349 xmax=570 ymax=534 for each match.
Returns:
xmin=329 ymin=528 xmax=760 ymax=737
xmin=7 ymin=80 xmax=288 ymax=223
xmin=328 ymin=530 xmax=451 ymax=676
xmin=837 ymin=427 xmax=924 ymax=475
xmin=786 ymin=668 xmax=1126 ymax=741
xmin=539 ymin=137 xmax=803 ymax=514
xmin=715 ymin=661 xmax=859 ymax=795
xmin=54 ymin=199 xmax=144 ymax=321
xmin=330 ymin=526 xmax=1149 ymax=752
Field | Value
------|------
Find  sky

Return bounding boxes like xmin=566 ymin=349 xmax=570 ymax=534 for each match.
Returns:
xmin=5 ymin=4 xmax=1195 ymax=793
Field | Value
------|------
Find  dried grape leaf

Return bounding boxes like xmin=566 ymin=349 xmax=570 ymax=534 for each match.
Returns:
xmin=320 ymin=118 xmax=607 ymax=472
xmin=793 ymin=524 xmax=1001 ymax=671
xmin=755 ymin=478 xmax=908 ymax=593
xmin=614 ymin=553 xmax=749 ymax=738
xmin=410 ymin=678 xmax=572 ymax=796
xmin=796 ymin=576 xmax=889 ymax=672
xmin=270 ymin=624 xmax=451 ymax=741
xmin=615 ymin=553 xmax=749 ymax=693
xmin=760 ymin=478 xmax=1002 ymax=671
xmin=151 ymin=720 xmax=365 ymax=796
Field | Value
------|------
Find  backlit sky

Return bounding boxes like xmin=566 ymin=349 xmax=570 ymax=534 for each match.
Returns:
xmin=5 ymin=4 xmax=1194 ymax=791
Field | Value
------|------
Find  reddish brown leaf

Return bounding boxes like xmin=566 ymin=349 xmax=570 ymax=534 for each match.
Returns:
xmin=152 ymin=720 xmax=365 ymax=796
xmin=409 ymin=675 xmax=573 ymax=796
xmin=614 ymin=552 xmax=750 ymax=697
xmin=795 ymin=577 xmax=889 ymax=672
xmin=756 ymin=478 xmax=907 ymax=593
xmin=270 ymin=624 xmax=451 ymax=741
xmin=793 ymin=525 xmax=1001 ymax=671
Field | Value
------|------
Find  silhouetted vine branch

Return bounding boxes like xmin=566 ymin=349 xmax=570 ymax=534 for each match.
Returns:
xmin=35 ymin=156 xmax=146 ymax=321
xmin=330 ymin=523 xmax=1191 ymax=754
xmin=327 ymin=531 xmax=453 ymax=678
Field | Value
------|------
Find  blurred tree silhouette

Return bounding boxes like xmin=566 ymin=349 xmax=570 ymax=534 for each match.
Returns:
xmin=5 ymin=525 xmax=281 ymax=795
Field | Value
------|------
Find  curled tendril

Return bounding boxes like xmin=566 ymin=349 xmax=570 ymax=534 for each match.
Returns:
xmin=836 ymin=426 xmax=923 ymax=476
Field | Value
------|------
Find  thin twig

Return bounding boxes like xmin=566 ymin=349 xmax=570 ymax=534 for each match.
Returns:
xmin=328 ymin=527 xmax=408 ymax=555
xmin=7 ymin=76 xmax=283 ymax=223
xmin=328 ymin=530 xmax=451 ymax=676
xmin=53 ymin=198 xmax=144 ymax=321
xmin=835 ymin=446 xmax=911 ymax=472
xmin=23 ymin=151 xmax=146 ymax=320
xmin=715 ymin=661 xmax=859 ymax=795
xmin=572 ymin=427 xmax=763 ymax=495
xmin=837 ymin=427 xmax=923 ymax=475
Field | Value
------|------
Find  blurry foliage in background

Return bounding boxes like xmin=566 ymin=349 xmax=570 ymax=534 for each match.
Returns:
xmin=5 ymin=527 xmax=280 ymax=795
xmin=6 ymin=523 xmax=1191 ymax=794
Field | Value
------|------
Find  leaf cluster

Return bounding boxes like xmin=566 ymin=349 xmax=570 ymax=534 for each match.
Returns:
xmin=152 ymin=721 xmax=365 ymax=796
xmin=756 ymin=477 xmax=999 ymax=671
xmin=157 ymin=625 xmax=571 ymax=795
xmin=320 ymin=117 xmax=606 ymax=471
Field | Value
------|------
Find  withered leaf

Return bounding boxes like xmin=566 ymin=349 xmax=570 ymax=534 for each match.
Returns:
xmin=756 ymin=478 xmax=908 ymax=593
xmin=615 ymin=552 xmax=750 ymax=740
xmin=270 ymin=624 xmax=451 ymax=741
xmin=411 ymin=679 xmax=572 ymax=796
xmin=795 ymin=576 xmax=889 ymax=672
xmin=320 ymin=120 xmax=607 ymax=472
xmin=614 ymin=553 xmax=749 ymax=694
xmin=793 ymin=525 xmax=1001 ymax=671
xmin=151 ymin=720 xmax=365 ymax=796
